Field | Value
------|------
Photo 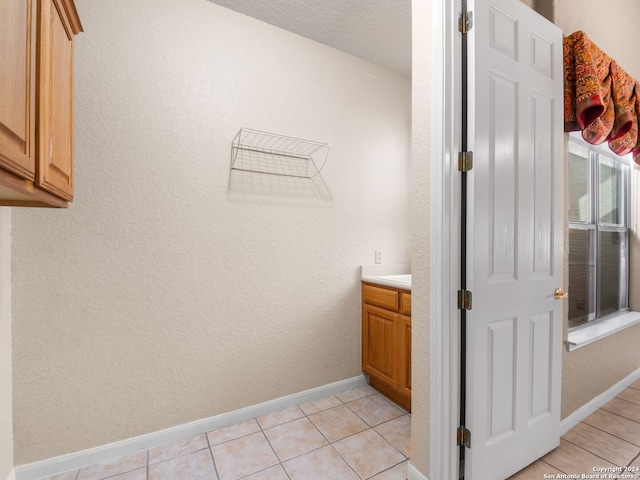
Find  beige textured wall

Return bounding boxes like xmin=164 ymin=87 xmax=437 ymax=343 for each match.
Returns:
xmin=562 ymin=326 xmax=640 ymax=418
xmin=411 ymin=2 xmax=431 ymax=477
xmin=554 ymin=0 xmax=640 ymax=79
xmin=0 ymin=209 xmax=13 ymax=480
xmin=548 ymin=0 xmax=640 ymax=418
xmin=11 ymin=0 xmax=411 ymax=464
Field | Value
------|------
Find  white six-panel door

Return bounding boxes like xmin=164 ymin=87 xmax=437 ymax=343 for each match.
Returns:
xmin=467 ymin=0 xmax=563 ymax=478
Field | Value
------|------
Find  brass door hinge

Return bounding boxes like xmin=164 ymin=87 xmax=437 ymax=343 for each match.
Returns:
xmin=458 ymin=290 xmax=472 ymax=310
xmin=457 ymin=426 xmax=471 ymax=448
xmin=458 ymin=11 xmax=473 ymax=34
xmin=458 ymin=151 xmax=473 ymax=172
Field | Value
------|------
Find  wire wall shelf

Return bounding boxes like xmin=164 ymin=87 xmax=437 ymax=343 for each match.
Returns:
xmin=231 ymin=128 xmax=330 ymax=178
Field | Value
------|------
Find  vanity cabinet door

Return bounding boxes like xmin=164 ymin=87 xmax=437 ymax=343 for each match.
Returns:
xmin=362 ymin=304 xmax=398 ymax=390
xmin=397 ymin=314 xmax=411 ymax=400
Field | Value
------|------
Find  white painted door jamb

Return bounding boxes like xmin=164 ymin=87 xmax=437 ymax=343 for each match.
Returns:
xmin=429 ymin=0 xmax=461 ymax=478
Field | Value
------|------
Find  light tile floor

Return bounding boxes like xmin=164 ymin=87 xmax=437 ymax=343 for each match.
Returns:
xmin=41 ymin=381 xmax=640 ymax=480
xmin=40 ymin=385 xmax=410 ymax=480
xmin=510 ymin=380 xmax=640 ymax=479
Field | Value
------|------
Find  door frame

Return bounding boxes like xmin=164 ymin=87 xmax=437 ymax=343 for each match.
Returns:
xmin=429 ymin=0 xmax=461 ymax=477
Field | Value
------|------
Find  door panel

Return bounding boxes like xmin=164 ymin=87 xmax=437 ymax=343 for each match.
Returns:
xmin=0 ymin=0 xmax=36 ymax=180
xmin=37 ymin=0 xmax=74 ymax=200
xmin=468 ymin=0 xmax=563 ymax=478
xmin=487 ymin=317 xmax=516 ymax=442
xmin=530 ymin=312 xmax=553 ymax=418
xmin=532 ymin=93 xmax=554 ymax=276
xmin=488 ymin=72 xmax=517 ymax=281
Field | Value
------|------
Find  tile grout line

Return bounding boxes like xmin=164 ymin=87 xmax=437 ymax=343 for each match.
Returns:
xmin=259 ymin=394 xmax=351 ymax=478
xmin=600 ymin=398 xmax=640 ymax=426
xmin=208 ymin=420 xmax=263 ymax=449
xmin=253 ymin=387 xmax=399 ymax=480
xmin=297 ymin=401 xmax=365 ymax=480
xmin=593 ymin=407 xmax=640 ymax=428
xmin=309 ymin=392 xmax=407 ymax=480
xmin=255 ymin=411 xmax=290 ymax=479
xmin=616 ymin=394 xmax=640 ymax=408
xmin=224 ymin=387 xmax=408 ymax=480
xmin=341 ymin=394 xmax=410 ymax=461
xmin=204 ymin=428 xmax=222 ymax=480
xmin=248 ymin=394 xmax=365 ymax=479
xmin=150 ymin=446 xmax=212 ymax=466
xmin=539 ymin=459 xmax=569 ymax=476
xmin=364 ymin=460 xmax=409 ymax=480
xmin=562 ymin=435 xmax=631 ymax=468
xmin=580 ymin=419 xmax=640 ymax=449
xmin=370 ymin=427 xmax=410 ymax=461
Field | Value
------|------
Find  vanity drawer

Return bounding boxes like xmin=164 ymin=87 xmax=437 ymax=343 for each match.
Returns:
xmin=362 ymin=283 xmax=400 ymax=311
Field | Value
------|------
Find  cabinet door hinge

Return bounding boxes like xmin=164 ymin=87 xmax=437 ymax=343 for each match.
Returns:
xmin=457 ymin=290 xmax=472 ymax=310
xmin=458 ymin=151 xmax=474 ymax=172
xmin=458 ymin=11 xmax=473 ymax=34
xmin=457 ymin=426 xmax=471 ymax=448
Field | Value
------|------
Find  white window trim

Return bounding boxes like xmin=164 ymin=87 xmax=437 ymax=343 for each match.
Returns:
xmin=567 ymin=132 xmax=638 ymax=351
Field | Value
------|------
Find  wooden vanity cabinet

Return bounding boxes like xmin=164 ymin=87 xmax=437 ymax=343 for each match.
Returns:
xmin=361 ymin=282 xmax=411 ymax=411
xmin=0 ymin=0 xmax=82 ymax=207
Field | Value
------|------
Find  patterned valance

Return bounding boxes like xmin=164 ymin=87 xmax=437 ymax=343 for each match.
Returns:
xmin=564 ymin=31 xmax=640 ymax=165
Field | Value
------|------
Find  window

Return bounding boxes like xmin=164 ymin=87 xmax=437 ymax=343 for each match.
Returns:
xmin=568 ymin=137 xmax=631 ymax=330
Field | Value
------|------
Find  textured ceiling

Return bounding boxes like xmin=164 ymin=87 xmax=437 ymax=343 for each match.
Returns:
xmin=206 ymin=0 xmax=412 ymax=76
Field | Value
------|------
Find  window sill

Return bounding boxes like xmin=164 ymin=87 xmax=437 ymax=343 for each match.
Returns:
xmin=567 ymin=311 xmax=640 ymax=351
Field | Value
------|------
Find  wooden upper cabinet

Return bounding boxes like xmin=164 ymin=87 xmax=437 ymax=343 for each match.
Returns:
xmin=0 ymin=0 xmax=81 ymax=207
xmin=0 ymin=0 xmax=37 ymax=181
xmin=37 ymin=0 xmax=81 ymax=201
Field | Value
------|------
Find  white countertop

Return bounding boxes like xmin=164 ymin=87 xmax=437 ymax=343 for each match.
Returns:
xmin=361 ymin=264 xmax=411 ymax=290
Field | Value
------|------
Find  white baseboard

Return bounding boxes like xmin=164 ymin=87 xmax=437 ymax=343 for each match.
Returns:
xmin=4 ymin=469 xmax=16 ymax=480
xmin=560 ymin=367 xmax=640 ymax=435
xmin=408 ymin=462 xmax=429 ymax=480
xmin=16 ymin=375 xmax=367 ymax=480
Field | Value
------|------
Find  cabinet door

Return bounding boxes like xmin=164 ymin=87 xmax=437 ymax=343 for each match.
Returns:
xmin=396 ymin=314 xmax=411 ymax=399
xmin=37 ymin=0 xmax=75 ymax=201
xmin=362 ymin=304 xmax=397 ymax=388
xmin=0 ymin=0 xmax=36 ymax=180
